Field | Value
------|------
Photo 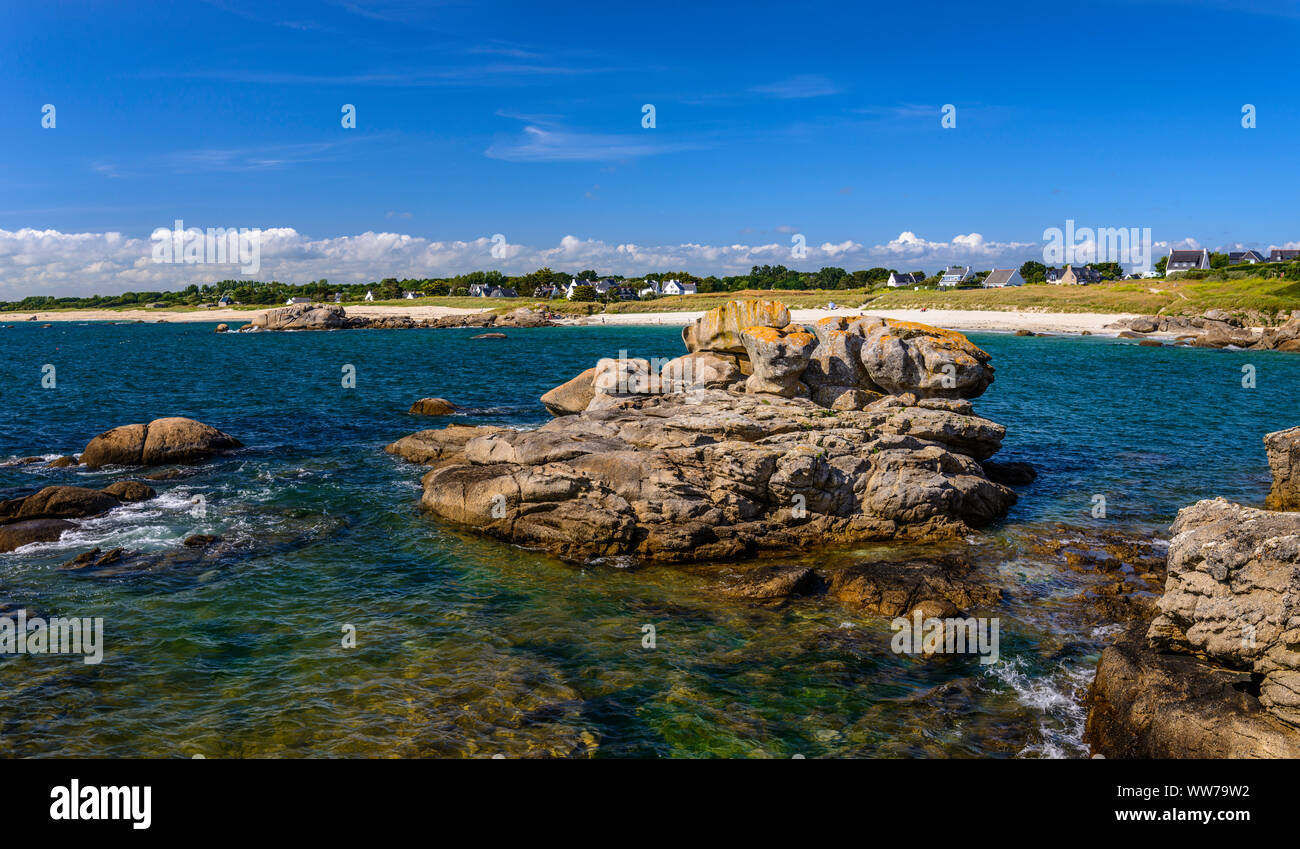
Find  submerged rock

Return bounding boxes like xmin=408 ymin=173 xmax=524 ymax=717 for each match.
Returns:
xmin=826 ymin=554 xmax=998 ymax=617
xmin=80 ymin=417 xmax=242 ymax=468
xmin=101 ymin=480 xmax=157 ymax=502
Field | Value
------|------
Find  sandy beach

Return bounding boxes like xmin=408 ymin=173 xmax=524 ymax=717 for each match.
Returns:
xmin=10 ymin=304 xmax=1138 ymax=335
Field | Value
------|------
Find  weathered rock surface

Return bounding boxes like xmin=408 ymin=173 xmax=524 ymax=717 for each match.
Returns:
xmin=717 ymin=564 xmax=820 ymax=601
xmin=80 ymin=417 xmax=242 ymax=468
xmin=394 ymin=388 xmax=1014 ymax=563
xmin=409 ymin=397 xmax=459 ymax=416
xmin=860 ymin=321 xmax=994 ymax=399
xmin=1146 ymin=498 xmax=1300 ymax=727
xmin=540 ymin=367 xmax=596 ymax=415
xmin=248 ymin=303 xmax=348 ymax=331
xmin=682 ymin=299 xmax=789 ymax=354
xmin=740 ymin=325 xmax=818 ymax=397
xmin=1085 ymin=623 xmax=1300 ymax=758
xmin=1265 ymin=426 xmax=1300 ymax=511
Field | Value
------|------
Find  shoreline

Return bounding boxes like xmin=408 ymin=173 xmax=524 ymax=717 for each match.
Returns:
xmin=7 ymin=305 xmax=1139 ymax=335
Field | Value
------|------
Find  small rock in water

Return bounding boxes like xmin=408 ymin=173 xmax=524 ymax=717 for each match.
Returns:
xmin=472 ymin=332 xmax=507 ymax=339
xmin=408 ymin=397 xmax=459 ymax=416
xmin=183 ymin=534 xmax=221 ymax=547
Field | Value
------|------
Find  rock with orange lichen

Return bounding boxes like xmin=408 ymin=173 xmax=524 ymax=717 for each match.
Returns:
xmin=683 ymin=300 xmax=790 ymax=354
xmin=740 ymin=325 xmax=819 ymax=397
xmin=860 ymin=320 xmax=994 ymax=399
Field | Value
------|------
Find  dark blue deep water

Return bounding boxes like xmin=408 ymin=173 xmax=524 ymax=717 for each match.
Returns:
xmin=1 ymin=320 xmax=1295 ymax=757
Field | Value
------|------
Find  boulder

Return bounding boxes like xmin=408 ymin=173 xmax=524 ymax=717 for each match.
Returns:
xmin=384 ymin=425 xmax=510 ymax=465
xmin=47 ymin=455 xmax=78 ymax=468
xmin=248 ymin=303 xmax=347 ymax=331
xmin=540 ymin=367 xmax=597 ymax=416
xmin=80 ymin=417 xmax=242 ymax=468
xmin=804 ymin=315 xmax=884 ymax=391
xmin=0 ymin=486 xmax=119 ymax=523
xmin=860 ymin=321 xmax=994 ymax=399
xmin=0 ymin=518 xmax=74 ymax=553
xmin=1085 ymin=623 xmax=1300 ymax=757
xmin=658 ymin=352 xmax=744 ymax=391
xmin=740 ymin=325 xmax=818 ymax=397
xmin=409 ymin=398 xmax=460 ymax=416
xmin=682 ymin=300 xmax=790 ymax=354
xmin=472 ymin=332 xmax=507 ymax=339
xmin=214 ymin=323 xmax=229 ymax=333
xmin=399 ymin=388 xmax=1014 ymax=564
xmin=590 ymin=356 xmax=658 ymax=406
xmin=1264 ymin=426 xmax=1300 ymax=510
xmin=1147 ymin=498 xmax=1300 ymax=727
xmin=101 ymin=480 xmax=157 ymax=502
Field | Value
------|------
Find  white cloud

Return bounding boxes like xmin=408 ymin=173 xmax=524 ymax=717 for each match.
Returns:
xmin=0 ymin=226 xmax=1208 ymax=298
xmin=485 ymin=125 xmax=705 ymax=162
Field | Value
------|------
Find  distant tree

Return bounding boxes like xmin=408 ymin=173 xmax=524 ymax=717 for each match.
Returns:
xmin=1155 ymin=256 xmax=1169 ymax=275
xmin=1019 ymin=260 xmax=1047 ymax=284
xmin=1210 ymin=252 xmax=1230 ymax=269
xmin=569 ymin=285 xmax=598 ymax=302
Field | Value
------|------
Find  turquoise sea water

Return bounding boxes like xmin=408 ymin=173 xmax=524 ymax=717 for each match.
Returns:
xmin=1 ymin=320 xmax=1296 ymax=758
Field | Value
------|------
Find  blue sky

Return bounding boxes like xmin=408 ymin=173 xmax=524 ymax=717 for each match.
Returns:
xmin=3 ymin=0 xmax=1299 ymax=295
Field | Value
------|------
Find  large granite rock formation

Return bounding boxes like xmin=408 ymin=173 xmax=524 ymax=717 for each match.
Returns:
xmin=1146 ymin=498 xmax=1300 ymax=727
xmin=80 ymin=417 xmax=242 ymax=468
xmin=1085 ymin=623 xmax=1300 ymax=758
xmin=394 ymin=389 xmax=1013 ymax=563
xmin=1087 ymin=427 xmax=1300 ymax=756
xmin=1112 ymin=311 xmax=1300 ymax=351
xmin=390 ymin=300 xmax=1015 ymax=563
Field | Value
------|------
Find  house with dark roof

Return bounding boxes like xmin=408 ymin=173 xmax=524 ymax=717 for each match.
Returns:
xmin=1166 ymin=249 xmax=1211 ymax=274
xmin=1229 ymin=250 xmax=1267 ymax=265
xmin=612 ymin=285 xmax=639 ymax=300
xmin=938 ymin=266 xmax=971 ymax=287
xmin=886 ymin=271 xmax=922 ymax=288
xmin=1046 ymin=264 xmax=1102 ymax=285
xmin=487 ymin=286 xmax=518 ymax=298
xmin=982 ymin=269 xmax=1025 ymax=288
xmin=1270 ymin=249 xmax=1300 ymax=262
xmin=532 ymin=284 xmax=559 ymax=299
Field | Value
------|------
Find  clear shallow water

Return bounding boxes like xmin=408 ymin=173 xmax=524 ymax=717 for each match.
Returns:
xmin=0 ymin=321 xmax=1295 ymax=758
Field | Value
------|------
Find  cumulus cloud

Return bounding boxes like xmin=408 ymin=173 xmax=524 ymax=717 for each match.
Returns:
xmin=1 ymin=226 xmax=1208 ymax=298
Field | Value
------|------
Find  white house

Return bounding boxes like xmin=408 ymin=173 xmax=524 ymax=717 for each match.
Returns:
xmin=661 ymin=279 xmax=697 ymax=296
xmin=638 ymin=280 xmax=662 ymax=298
xmin=938 ymin=266 xmax=971 ymax=287
xmin=1166 ymin=249 xmax=1211 ymax=274
xmin=982 ymin=269 xmax=1025 ymax=288
xmin=887 ymin=271 xmax=922 ymax=288
xmin=364 ymin=290 xmax=375 ymax=301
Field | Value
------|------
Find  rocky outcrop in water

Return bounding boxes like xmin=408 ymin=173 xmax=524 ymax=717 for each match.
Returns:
xmin=240 ymin=303 xmax=554 ymax=332
xmin=409 ymin=398 xmax=459 ymax=416
xmin=1086 ymin=427 xmax=1300 ymax=756
xmin=1112 ymin=310 xmax=1300 ymax=350
xmin=1084 ymin=623 xmax=1300 ymax=758
xmin=79 ymin=417 xmax=242 ymax=468
xmin=390 ymin=301 xmax=1017 ymax=564
xmin=0 ymin=483 xmax=158 ymax=552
